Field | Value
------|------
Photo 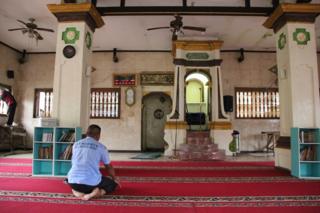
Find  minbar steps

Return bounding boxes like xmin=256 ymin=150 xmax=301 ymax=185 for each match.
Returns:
xmin=176 ymin=130 xmax=225 ymax=161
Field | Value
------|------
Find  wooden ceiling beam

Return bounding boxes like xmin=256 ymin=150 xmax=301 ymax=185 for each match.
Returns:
xmin=96 ymin=6 xmax=274 ymax=16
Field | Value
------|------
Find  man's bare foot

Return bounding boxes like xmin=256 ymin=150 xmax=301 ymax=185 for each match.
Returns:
xmin=72 ymin=189 xmax=85 ymax=199
xmin=82 ymin=188 xmax=100 ymax=201
xmin=100 ymin=189 xmax=106 ymax=196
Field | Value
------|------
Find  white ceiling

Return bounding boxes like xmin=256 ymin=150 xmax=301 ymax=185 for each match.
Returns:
xmin=0 ymin=0 xmax=320 ymax=52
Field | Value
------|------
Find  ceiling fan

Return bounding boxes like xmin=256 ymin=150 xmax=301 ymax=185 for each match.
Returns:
xmin=8 ymin=18 xmax=54 ymax=41
xmin=147 ymin=15 xmax=206 ymax=41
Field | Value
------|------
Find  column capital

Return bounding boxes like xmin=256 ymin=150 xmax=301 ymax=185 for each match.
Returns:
xmin=47 ymin=3 xmax=104 ymax=32
xmin=263 ymin=3 xmax=320 ymax=33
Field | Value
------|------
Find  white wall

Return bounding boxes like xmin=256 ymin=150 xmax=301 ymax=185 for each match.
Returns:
xmin=6 ymin=47 xmax=320 ymax=152
xmin=15 ymin=53 xmax=55 ymax=144
xmin=221 ymin=52 xmax=280 ymax=151
xmin=90 ymin=52 xmax=174 ymax=150
xmin=15 ymin=51 xmax=174 ymax=150
xmin=0 ymin=44 xmax=20 ymax=125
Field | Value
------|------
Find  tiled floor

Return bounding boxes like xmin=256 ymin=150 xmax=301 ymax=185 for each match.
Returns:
xmin=0 ymin=150 xmax=274 ymax=162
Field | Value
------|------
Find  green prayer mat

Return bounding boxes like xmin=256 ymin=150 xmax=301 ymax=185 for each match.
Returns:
xmin=131 ymin=152 xmax=162 ymax=159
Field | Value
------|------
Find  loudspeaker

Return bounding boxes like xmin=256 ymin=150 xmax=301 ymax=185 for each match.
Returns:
xmin=113 ymin=48 xmax=119 ymax=63
xmin=7 ymin=70 xmax=14 ymax=79
xmin=19 ymin=49 xmax=27 ymax=64
xmin=223 ymin=95 xmax=233 ymax=112
xmin=238 ymin=48 xmax=244 ymax=63
xmin=186 ymin=113 xmax=206 ymax=125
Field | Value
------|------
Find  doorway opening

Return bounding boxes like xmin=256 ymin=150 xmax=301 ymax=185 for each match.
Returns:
xmin=185 ymin=70 xmax=211 ymax=130
xmin=142 ymin=92 xmax=172 ymax=152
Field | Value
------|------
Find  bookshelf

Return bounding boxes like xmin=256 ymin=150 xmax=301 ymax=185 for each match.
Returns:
xmin=33 ymin=127 xmax=81 ymax=177
xmin=291 ymin=127 xmax=320 ymax=179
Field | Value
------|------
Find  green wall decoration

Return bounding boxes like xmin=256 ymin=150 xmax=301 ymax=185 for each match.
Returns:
xmin=277 ymin=33 xmax=286 ymax=50
xmin=186 ymin=52 xmax=209 ymax=60
xmin=85 ymin=32 xmax=92 ymax=49
xmin=62 ymin=27 xmax=80 ymax=44
xmin=293 ymin=28 xmax=310 ymax=45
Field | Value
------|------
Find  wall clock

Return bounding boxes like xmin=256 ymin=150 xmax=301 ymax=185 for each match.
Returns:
xmin=125 ymin=87 xmax=135 ymax=106
xmin=63 ymin=45 xmax=76 ymax=59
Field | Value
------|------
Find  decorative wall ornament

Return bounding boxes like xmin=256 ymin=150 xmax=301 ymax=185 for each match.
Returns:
xmin=277 ymin=33 xmax=286 ymax=50
xmin=154 ymin=109 xmax=164 ymax=119
xmin=85 ymin=32 xmax=92 ymax=49
xmin=125 ymin=87 xmax=135 ymax=106
xmin=62 ymin=27 xmax=80 ymax=44
xmin=186 ymin=52 xmax=209 ymax=60
xmin=293 ymin=28 xmax=310 ymax=45
xmin=113 ymin=73 xmax=136 ymax=86
xmin=140 ymin=72 xmax=174 ymax=86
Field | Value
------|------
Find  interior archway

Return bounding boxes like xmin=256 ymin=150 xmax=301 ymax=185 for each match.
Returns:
xmin=185 ymin=70 xmax=211 ymax=130
xmin=142 ymin=92 xmax=172 ymax=151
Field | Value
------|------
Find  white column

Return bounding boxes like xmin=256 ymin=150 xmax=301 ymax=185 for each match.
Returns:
xmin=276 ymin=23 xmax=320 ymax=135
xmin=48 ymin=3 xmax=104 ymax=130
xmin=52 ymin=22 xmax=92 ymax=129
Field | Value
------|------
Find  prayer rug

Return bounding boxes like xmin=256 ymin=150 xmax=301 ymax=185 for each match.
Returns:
xmin=130 ymin=152 xmax=162 ymax=159
xmin=1 ymin=158 xmax=320 ymax=213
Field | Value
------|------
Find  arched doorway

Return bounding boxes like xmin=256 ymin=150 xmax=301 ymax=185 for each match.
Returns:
xmin=142 ymin=92 xmax=172 ymax=151
xmin=185 ymin=70 xmax=211 ymax=130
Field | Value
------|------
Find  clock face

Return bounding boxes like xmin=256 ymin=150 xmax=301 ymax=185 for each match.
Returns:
xmin=125 ymin=87 xmax=135 ymax=106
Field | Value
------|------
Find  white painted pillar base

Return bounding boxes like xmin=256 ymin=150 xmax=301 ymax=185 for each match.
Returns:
xmin=164 ymin=128 xmax=186 ymax=156
xmin=211 ymin=129 xmax=233 ymax=156
xmin=274 ymin=148 xmax=291 ymax=170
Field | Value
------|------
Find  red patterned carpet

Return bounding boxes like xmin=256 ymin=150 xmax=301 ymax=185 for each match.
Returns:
xmin=0 ymin=158 xmax=320 ymax=213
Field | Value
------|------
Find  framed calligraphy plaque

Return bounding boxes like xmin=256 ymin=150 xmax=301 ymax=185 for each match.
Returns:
xmin=140 ymin=72 xmax=174 ymax=86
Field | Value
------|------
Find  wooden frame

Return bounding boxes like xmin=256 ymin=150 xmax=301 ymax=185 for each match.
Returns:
xmin=90 ymin=88 xmax=121 ymax=119
xmin=33 ymin=88 xmax=53 ymax=118
xmin=113 ymin=73 xmax=136 ymax=86
xmin=140 ymin=72 xmax=174 ymax=86
xmin=235 ymin=87 xmax=279 ymax=119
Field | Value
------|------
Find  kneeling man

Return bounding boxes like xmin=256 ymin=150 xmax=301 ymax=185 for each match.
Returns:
xmin=67 ymin=124 xmax=119 ymax=200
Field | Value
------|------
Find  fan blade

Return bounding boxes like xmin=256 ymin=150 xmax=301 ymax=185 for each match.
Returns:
xmin=183 ymin=26 xmax=206 ymax=32
xmin=147 ymin=26 xmax=170 ymax=31
xmin=17 ymin=19 xmax=27 ymax=26
xmin=36 ymin=27 xmax=54 ymax=32
xmin=33 ymin=31 xmax=43 ymax=40
xmin=8 ymin=28 xmax=27 ymax=31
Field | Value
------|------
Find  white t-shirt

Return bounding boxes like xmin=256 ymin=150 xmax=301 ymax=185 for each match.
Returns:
xmin=67 ymin=137 xmax=110 ymax=186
